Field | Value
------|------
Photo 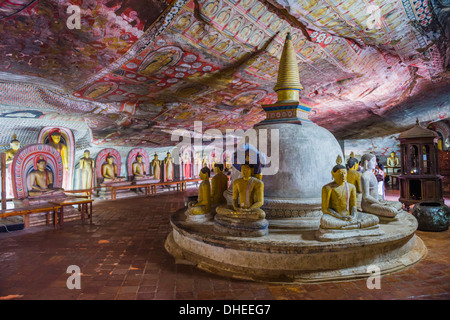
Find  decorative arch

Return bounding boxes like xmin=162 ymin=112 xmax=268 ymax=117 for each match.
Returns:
xmin=95 ymin=148 xmax=122 ymax=182
xmin=127 ymin=148 xmax=150 ymax=178
xmin=11 ymin=144 xmax=64 ymax=199
xmin=37 ymin=126 xmax=75 ymax=190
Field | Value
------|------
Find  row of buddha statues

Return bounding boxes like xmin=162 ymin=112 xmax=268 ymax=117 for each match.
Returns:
xmin=185 ymin=152 xmax=404 ymax=240
xmin=2 ymin=131 xmax=234 ymax=199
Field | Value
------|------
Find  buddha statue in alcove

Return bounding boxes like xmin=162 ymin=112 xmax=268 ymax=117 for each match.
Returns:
xmin=186 ymin=167 xmax=211 ymax=216
xmin=318 ymin=160 xmax=379 ymax=230
xmin=132 ymin=154 xmax=149 ymax=180
xmin=216 ymin=163 xmax=265 ymax=220
xmin=101 ymin=155 xmax=120 ymax=182
xmin=79 ymin=150 xmax=95 ymax=190
xmin=28 ymin=156 xmax=64 ymax=197
xmin=47 ymin=130 xmax=69 ymax=171
xmin=361 ymin=153 xmax=403 ymax=218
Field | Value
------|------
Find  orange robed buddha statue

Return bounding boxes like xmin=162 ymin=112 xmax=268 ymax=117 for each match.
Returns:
xmin=211 ymin=164 xmax=228 ymax=205
xmin=186 ymin=167 xmax=212 ymax=217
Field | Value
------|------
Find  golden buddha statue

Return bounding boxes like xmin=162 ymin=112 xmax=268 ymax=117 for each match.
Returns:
xmin=346 ymin=152 xmax=359 ymax=170
xmin=186 ymin=167 xmax=211 ymax=216
xmin=132 ymin=154 xmax=149 ymax=180
xmin=386 ymin=151 xmax=399 ymax=167
xmin=47 ymin=130 xmax=69 ymax=171
xmin=79 ymin=150 xmax=95 ymax=190
xmin=211 ymin=164 xmax=228 ymax=205
xmin=28 ymin=156 xmax=64 ymax=197
xmin=318 ymin=160 xmax=379 ymax=231
xmin=101 ymin=155 xmax=119 ymax=182
xmin=347 ymin=159 xmax=363 ymax=211
xmin=5 ymin=134 xmax=20 ymax=164
xmin=151 ymin=153 xmax=161 ymax=180
xmin=360 ymin=153 xmax=403 ymax=218
xmin=216 ymin=164 xmax=265 ymax=220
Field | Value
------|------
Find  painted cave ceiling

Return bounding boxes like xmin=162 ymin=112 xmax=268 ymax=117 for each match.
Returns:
xmin=0 ymin=0 xmax=449 ymax=148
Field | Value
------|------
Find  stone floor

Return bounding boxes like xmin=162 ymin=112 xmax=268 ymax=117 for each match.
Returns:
xmin=0 ymin=187 xmax=449 ymax=301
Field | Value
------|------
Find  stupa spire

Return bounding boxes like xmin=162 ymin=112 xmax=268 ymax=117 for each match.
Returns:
xmin=273 ymin=32 xmax=303 ymax=103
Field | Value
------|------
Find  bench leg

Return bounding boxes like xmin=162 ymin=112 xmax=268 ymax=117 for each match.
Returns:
xmin=59 ymin=207 xmax=64 ymax=228
xmin=81 ymin=203 xmax=85 ymax=222
xmin=90 ymin=202 xmax=93 ymax=224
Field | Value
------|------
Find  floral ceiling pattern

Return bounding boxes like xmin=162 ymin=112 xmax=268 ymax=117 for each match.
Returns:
xmin=0 ymin=0 xmax=449 ymax=148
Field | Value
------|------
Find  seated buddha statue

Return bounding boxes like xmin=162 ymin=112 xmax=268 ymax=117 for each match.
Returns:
xmin=346 ymin=159 xmax=362 ymax=210
xmin=211 ymin=164 xmax=228 ymax=205
xmin=216 ymin=163 xmax=265 ymax=220
xmin=186 ymin=167 xmax=211 ymax=217
xmin=132 ymin=154 xmax=149 ymax=180
xmin=28 ymin=156 xmax=65 ymax=197
xmin=102 ymin=155 xmax=120 ymax=182
xmin=386 ymin=152 xmax=399 ymax=167
xmin=318 ymin=160 xmax=380 ymax=232
xmin=360 ymin=153 xmax=403 ymax=219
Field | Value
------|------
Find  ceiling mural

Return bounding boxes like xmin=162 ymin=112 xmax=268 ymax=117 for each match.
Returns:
xmin=0 ymin=0 xmax=449 ymax=148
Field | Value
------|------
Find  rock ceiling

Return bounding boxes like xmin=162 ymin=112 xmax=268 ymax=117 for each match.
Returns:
xmin=0 ymin=0 xmax=449 ymax=148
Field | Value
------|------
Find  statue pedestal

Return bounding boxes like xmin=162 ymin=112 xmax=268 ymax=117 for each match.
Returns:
xmin=132 ymin=177 xmax=159 ymax=185
xmin=214 ymin=214 xmax=269 ymax=237
xmin=97 ymin=179 xmax=130 ymax=199
xmin=185 ymin=212 xmax=213 ymax=223
xmin=165 ymin=210 xmax=426 ymax=283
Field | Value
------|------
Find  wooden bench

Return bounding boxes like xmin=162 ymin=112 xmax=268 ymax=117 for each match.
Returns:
xmin=49 ymin=197 xmax=94 ymax=225
xmin=0 ymin=204 xmax=62 ymax=229
xmin=110 ymin=184 xmax=152 ymax=200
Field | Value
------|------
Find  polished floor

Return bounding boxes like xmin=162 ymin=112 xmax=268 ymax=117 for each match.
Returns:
xmin=0 ymin=187 xmax=449 ymax=301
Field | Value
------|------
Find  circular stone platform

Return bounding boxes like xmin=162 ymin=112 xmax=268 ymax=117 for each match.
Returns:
xmin=165 ymin=210 xmax=427 ymax=283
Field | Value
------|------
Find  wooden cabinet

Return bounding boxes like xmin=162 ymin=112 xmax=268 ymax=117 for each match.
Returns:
xmin=398 ymin=120 xmax=444 ymax=210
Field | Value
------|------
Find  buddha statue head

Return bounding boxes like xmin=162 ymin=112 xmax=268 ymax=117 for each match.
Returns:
xmin=84 ymin=150 xmax=90 ymax=158
xmin=331 ymin=162 xmax=347 ymax=186
xmin=50 ymin=131 xmax=62 ymax=144
xmin=106 ymin=155 xmax=115 ymax=165
xmin=241 ymin=163 xmax=253 ymax=181
xmin=361 ymin=153 xmax=376 ymax=171
xmin=153 ymin=153 xmax=158 ymax=160
xmin=136 ymin=154 xmax=144 ymax=163
xmin=214 ymin=163 xmax=224 ymax=174
xmin=200 ymin=166 xmax=210 ymax=180
xmin=36 ymin=155 xmax=47 ymax=171
xmin=10 ymin=134 xmax=20 ymax=151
